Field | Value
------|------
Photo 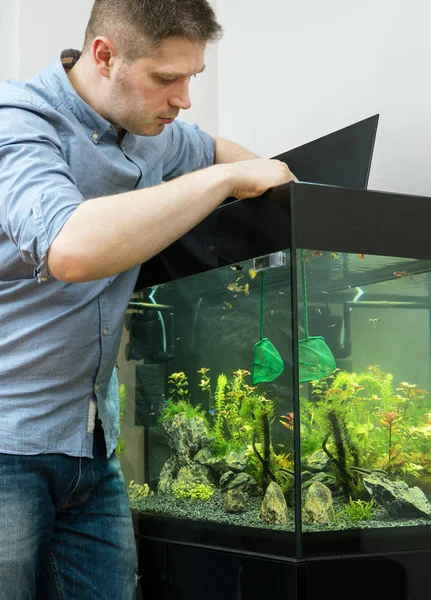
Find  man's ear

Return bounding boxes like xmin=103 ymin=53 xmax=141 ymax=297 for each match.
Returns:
xmin=92 ymin=37 xmax=116 ymax=78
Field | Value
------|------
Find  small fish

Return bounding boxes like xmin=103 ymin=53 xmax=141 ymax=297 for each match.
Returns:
xmin=235 ymin=275 xmax=244 ymax=282
xmin=223 ymin=301 xmax=232 ymax=309
xmin=248 ymin=268 xmax=257 ymax=279
xmin=359 ymin=253 xmax=365 ymax=260
xmin=208 ymin=409 xmax=219 ymax=415
xmin=227 ymin=282 xmax=249 ymax=296
xmin=280 ymin=413 xmax=294 ymax=430
xmin=313 ymin=250 xmax=323 ymax=258
xmin=230 ymin=264 xmax=243 ymax=272
xmin=278 ymin=291 xmax=285 ymax=296
xmin=393 ymin=271 xmax=409 ymax=278
xmin=330 ymin=252 xmax=340 ymax=260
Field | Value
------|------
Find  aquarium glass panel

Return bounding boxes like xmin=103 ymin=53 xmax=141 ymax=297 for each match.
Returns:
xmin=118 ymin=251 xmax=299 ymax=544
xmin=297 ymin=250 xmax=431 ymax=536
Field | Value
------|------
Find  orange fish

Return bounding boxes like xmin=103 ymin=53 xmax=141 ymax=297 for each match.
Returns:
xmin=393 ymin=271 xmax=409 ymax=278
xmin=359 ymin=253 xmax=365 ymax=260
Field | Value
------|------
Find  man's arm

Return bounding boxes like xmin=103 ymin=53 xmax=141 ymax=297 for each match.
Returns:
xmin=48 ymin=158 xmax=295 ymax=283
xmin=214 ymin=137 xmax=260 ymax=163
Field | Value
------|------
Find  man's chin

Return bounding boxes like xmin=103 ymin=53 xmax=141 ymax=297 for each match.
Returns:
xmin=135 ymin=123 xmax=165 ymax=137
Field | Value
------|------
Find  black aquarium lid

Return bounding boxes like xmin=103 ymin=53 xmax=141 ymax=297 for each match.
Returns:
xmin=274 ymin=114 xmax=379 ymax=189
xmin=291 ymin=182 xmax=431 ymax=261
xmin=135 ymin=181 xmax=431 ymax=289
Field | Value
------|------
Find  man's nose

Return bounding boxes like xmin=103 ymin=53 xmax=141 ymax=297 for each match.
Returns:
xmin=169 ymin=82 xmax=192 ymax=110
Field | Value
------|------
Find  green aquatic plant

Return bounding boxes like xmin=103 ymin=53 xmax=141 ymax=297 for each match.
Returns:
xmin=214 ymin=373 xmax=228 ymax=437
xmin=249 ymin=399 xmax=276 ymax=486
xmin=159 ymin=398 xmax=206 ymax=423
xmin=335 ymin=497 xmax=375 ymax=523
xmin=173 ymin=482 xmax=214 ymax=502
xmin=299 ymin=394 xmax=323 ymax=456
xmin=308 ymin=371 xmax=363 ymax=500
xmin=302 ymin=366 xmax=431 ymax=489
xmin=197 ymin=369 xmax=228 ymax=449
xmin=197 ymin=367 xmax=212 ymax=405
xmin=128 ymin=480 xmax=153 ymax=502
xmin=167 ymin=371 xmax=190 ymax=403
xmin=159 ymin=371 xmax=206 ymax=424
xmin=196 ymin=367 xmax=280 ymax=487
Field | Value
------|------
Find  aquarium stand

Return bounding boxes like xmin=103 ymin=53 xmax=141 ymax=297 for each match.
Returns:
xmin=135 ymin=521 xmax=431 ymax=600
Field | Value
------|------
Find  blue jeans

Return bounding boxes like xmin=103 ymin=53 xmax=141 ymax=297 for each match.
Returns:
xmin=0 ymin=420 xmax=138 ymax=599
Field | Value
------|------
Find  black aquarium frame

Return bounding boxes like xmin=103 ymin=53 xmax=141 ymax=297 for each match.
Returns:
xmin=134 ymin=182 xmax=431 ymax=600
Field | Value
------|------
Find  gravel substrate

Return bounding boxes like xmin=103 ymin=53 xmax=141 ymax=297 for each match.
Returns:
xmin=131 ymin=491 xmax=431 ymax=533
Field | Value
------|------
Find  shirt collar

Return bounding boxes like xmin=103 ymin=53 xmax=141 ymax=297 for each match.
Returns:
xmin=46 ymin=49 xmax=115 ymax=143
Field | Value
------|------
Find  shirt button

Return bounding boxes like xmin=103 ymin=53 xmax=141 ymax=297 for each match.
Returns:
xmin=208 ymin=245 xmax=215 ymax=252
xmin=103 ymin=328 xmax=108 ymax=336
xmin=94 ymin=384 xmax=99 ymax=393
xmin=40 ymin=277 xmax=48 ymax=282
xmin=92 ymin=132 xmax=99 ymax=141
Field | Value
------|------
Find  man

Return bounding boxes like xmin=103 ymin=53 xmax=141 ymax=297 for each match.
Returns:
xmin=0 ymin=1 xmax=295 ymax=598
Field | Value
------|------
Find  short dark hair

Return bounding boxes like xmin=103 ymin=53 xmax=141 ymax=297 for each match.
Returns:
xmin=83 ymin=0 xmax=223 ymax=57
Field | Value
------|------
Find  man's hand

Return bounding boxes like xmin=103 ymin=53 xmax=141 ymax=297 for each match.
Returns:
xmin=226 ymin=158 xmax=297 ymax=200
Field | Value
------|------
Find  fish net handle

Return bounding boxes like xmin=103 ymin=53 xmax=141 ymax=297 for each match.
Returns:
xmin=259 ymin=271 xmax=265 ymax=340
xmin=301 ymin=251 xmax=309 ymax=339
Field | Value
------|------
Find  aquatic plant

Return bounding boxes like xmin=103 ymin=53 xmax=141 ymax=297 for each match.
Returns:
xmin=302 ymin=367 xmax=431 ymax=488
xmin=128 ymin=480 xmax=153 ymax=502
xmin=197 ymin=367 xmax=212 ymax=404
xmin=172 ymin=482 xmax=214 ymax=502
xmin=167 ymin=372 xmax=190 ymax=403
xmin=159 ymin=370 xmax=206 ymax=424
xmin=308 ymin=371 xmax=363 ymax=500
xmin=159 ymin=398 xmax=206 ymax=423
xmin=379 ymin=410 xmax=402 ymax=464
xmin=250 ymin=400 xmax=276 ymax=486
xmin=214 ymin=374 xmax=228 ymax=437
xmin=166 ymin=367 xmax=282 ymax=489
xmin=334 ymin=497 xmax=375 ymax=523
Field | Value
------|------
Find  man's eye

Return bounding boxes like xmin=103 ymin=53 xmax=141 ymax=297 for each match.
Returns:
xmin=159 ymin=77 xmax=173 ymax=85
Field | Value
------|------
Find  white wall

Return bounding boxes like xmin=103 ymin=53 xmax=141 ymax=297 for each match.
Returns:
xmin=18 ymin=0 xmax=94 ymax=79
xmin=0 ymin=0 xmax=93 ymax=80
xmin=216 ymin=0 xmax=431 ymax=196
xmin=0 ymin=0 xmax=19 ymax=81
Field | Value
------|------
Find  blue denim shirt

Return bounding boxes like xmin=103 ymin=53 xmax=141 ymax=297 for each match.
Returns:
xmin=0 ymin=54 xmax=216 ymax=458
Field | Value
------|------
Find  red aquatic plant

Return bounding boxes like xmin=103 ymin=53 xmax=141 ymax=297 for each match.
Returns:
xmin=379 ymin=411 xmax=402 ymax=465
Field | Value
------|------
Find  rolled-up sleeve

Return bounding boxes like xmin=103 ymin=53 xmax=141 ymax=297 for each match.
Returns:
xmin=162 ymin=121 xmax=216 ymax=181
xmin=0 ymin=103 xmax=84 ymax=282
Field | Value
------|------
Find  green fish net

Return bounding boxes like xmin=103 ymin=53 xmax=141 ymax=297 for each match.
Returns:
xmin=299 ymin=251 xmax=336 ymax=383
xmin=251 ymin=253 xmax=336 ymax=386
xmin=252 ymin=272 xmax=285 ymax=385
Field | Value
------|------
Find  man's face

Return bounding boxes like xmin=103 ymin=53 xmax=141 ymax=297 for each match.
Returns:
xmin=107 ymin=37 xmax=206 ymax=136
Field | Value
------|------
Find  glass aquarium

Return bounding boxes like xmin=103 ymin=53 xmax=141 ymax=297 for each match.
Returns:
xmin=117 ymin=182 xmax=431 ymax=559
